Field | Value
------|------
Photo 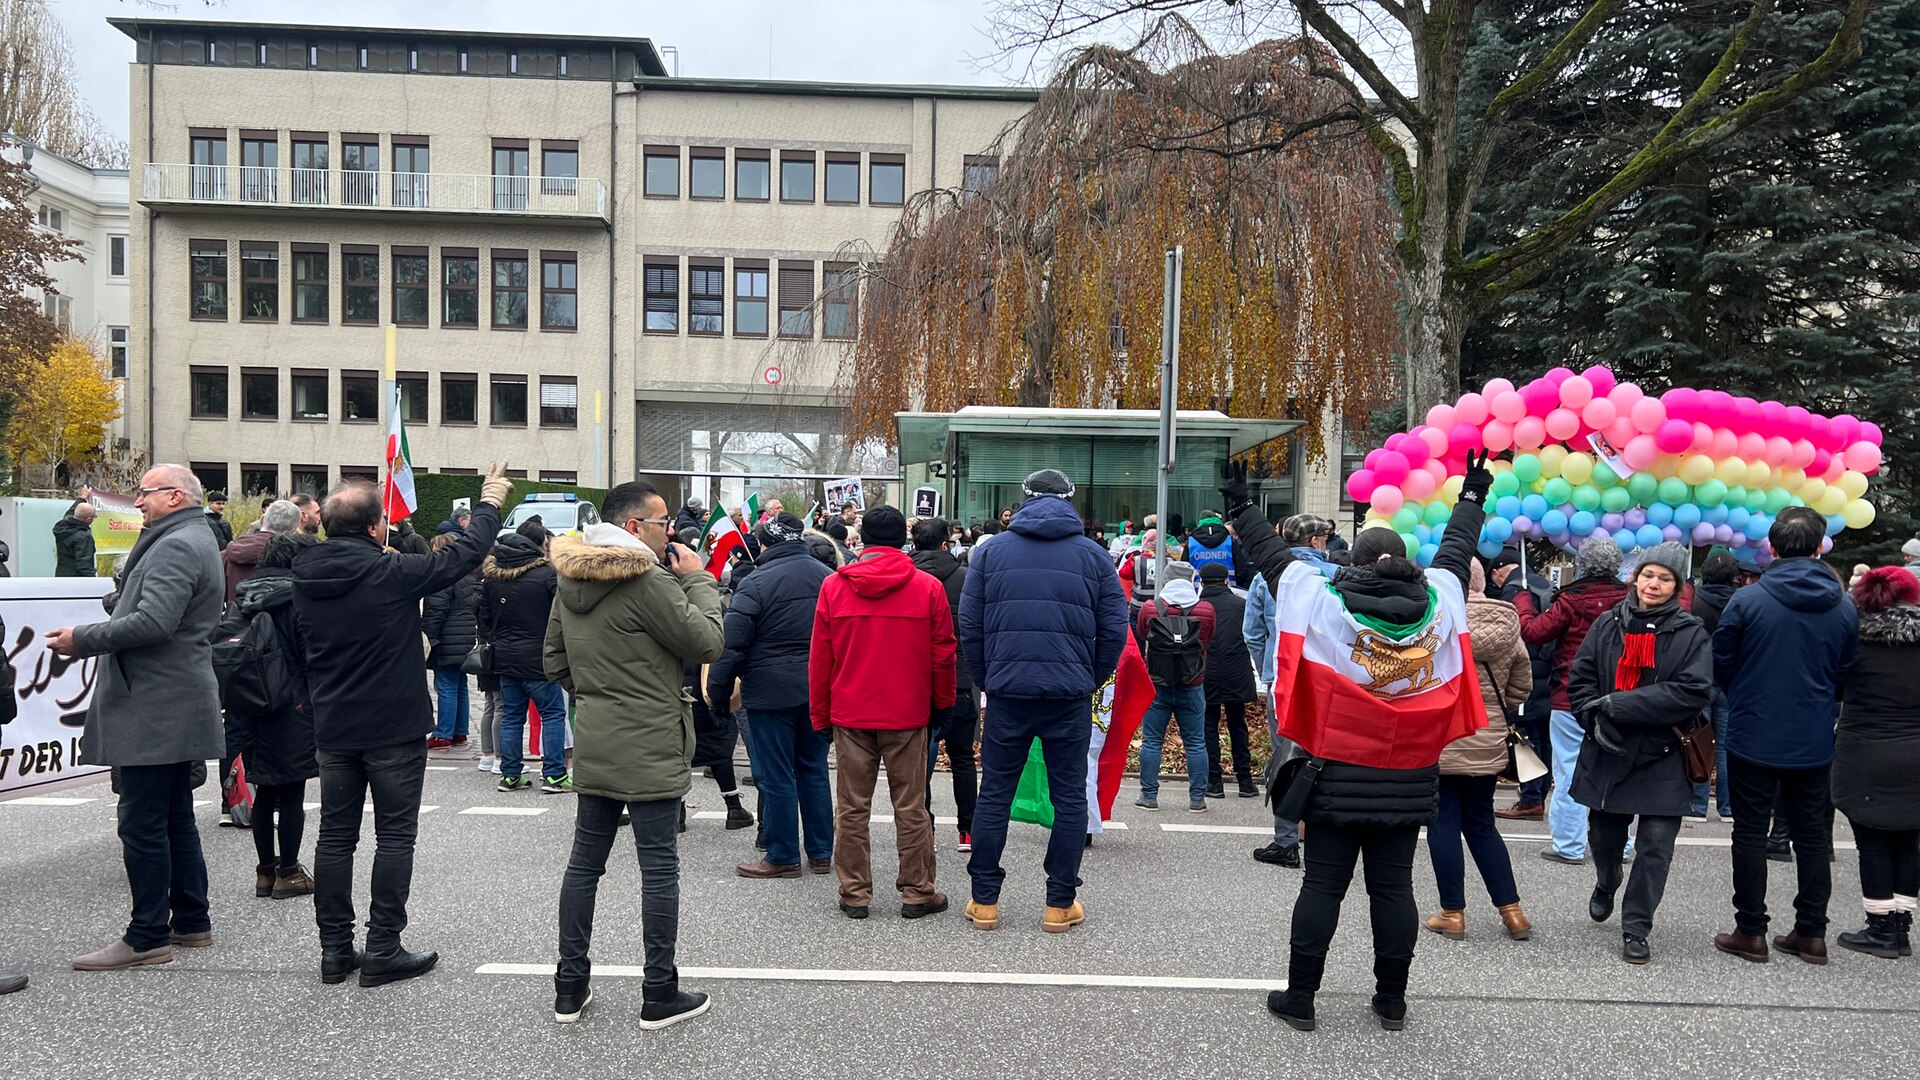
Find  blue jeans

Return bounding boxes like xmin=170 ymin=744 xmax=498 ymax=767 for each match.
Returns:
xmin=499 ymin=675 xmax=568 ymax=780
xmin=1429 ymin=774 xmax=1519 ymax=910
xmin=432 ymin=665 xmax=469 ymax=741
xmin=115 ymin=762 xmax=212 ymax=951
xmin=743 ymin=705 xmax=834 ymax=865
xmin=1139 ymin=683 xmax=1208 ymax=802
xmin=1691 ymin=687 xmax=1731 ymax=816
xmin=1548 ymin=708 xmax=1588 ymax=858
xmin=968 ymin=695 xmax=1092 ymax=907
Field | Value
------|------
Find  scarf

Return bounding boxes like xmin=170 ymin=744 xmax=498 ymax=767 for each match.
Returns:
xmin=1613 ymin=597 xmax=1680 ymax=691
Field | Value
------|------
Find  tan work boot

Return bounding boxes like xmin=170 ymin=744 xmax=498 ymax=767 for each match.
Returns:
xmin=1498 ymin=903 xmax=1533 ymax=941
xmin=964 ymin=899 xmax=999 ymax=931
xmin=273 ymin=864 xmax=317 ymax=899
xmin=1425 ymin=909 xmax=1467 ymax=940
xmin=1043 ymin=900 xmax=1085 ymax=934
xmin=72 ymin=940 xmax=173 ymax=971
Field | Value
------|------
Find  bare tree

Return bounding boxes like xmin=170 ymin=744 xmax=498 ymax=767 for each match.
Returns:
xmin=0 ymin=0 xmax=129 ymax=167
xmin=991 ymin=0 xmax=1873 ymax=413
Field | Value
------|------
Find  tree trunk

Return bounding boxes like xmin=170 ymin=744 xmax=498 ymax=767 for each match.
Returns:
xmin=1017 ymin=282 xmax=1057 ymax=407
xmin=1400 ymin=230 xmax=1468 ymax=422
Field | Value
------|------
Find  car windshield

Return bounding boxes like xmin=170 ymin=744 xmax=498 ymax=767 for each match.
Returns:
xmin=503 ymin=502 xmax=577 ymax=531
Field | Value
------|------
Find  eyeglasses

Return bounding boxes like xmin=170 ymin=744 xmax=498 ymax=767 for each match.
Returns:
xmin=629 ymin=517 xmax=672 ymax=528
xmin=137 ymin=485 xmax=181 ymax=497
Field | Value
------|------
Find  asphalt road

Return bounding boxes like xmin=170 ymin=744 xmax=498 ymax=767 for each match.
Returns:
xmin=3 ymin=755 xmax=1913 ymax=1080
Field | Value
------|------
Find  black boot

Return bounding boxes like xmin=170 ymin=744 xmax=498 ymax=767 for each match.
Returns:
xmin=554 ymin=976 xmax=593 ymax=1023
xmin=639 ymin=979 xmax=711 ymax=1030
xmin=319 ymin=946 xmax=364 ymax=985
xmin=1269 ymin=951 xmax=1323 ymax=1031
xmin=358 ymin=944 xmax=439 ymax=988
xmin=1837 ymin=913 xmax=1903 ymax=960
xmin=1237 ymin=774 xmax=1258 ymax=799
xmin=1206 ymin=778 xmax=1227 ymax=800
xmin=1899 ymin=911 xmax=1914 ymax=957
xmin=1372 ymin=954 xmax=1410 ymax=1030
xmin=723 ymin=792 xmax=754 ymax=831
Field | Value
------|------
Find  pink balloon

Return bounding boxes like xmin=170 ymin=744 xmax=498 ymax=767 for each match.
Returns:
xmin=1558 ymin=375 xmax=1594 ymax=409
xmin=1581 ymin=397 xmax=1618 ymax=430
xmin=1490 ymin=390 xmax=1528 ymax=425
xmin=1847 ymin=442 xmax=1883 ymax=474
xmin=1661 ymin=387 xmax=1701 ymax=422
xmin=1546 ymin=408 xmax=1581 ymax=441
xmin=1790 ymin=439 xmax=1816 ymax=470
xmin=1545 ymin=367 xmax=1575 ymax=384
xmin=1418 ymin=426 xmax=1450 ymax=458
xmin=1449 ymin=423 xmax=1484 ymax=455
xmin=1424 ymin=459 xmax=1448 ymax=484
xmin=1370 ymin=484 xmax=1405 ymax=515
xmin=1372 ymin=451 xmax=1410 ymax=486
xmin=1345 ymin=469 xmax=1377 ymax=503
xmin=1862 ymin=421 xmax=1884 ymax=446
xmin=1654 ymin=419 xmax=1693 ymax=454
xmin=1522 ymin=380 xmax=1560 ymax=417
xmin=1629 ymin=397 xmax=1668 ymax=435
xmin=1823 ymin=455 xmax=1847 ymax=482
xmin=1831 ymin=414 xmax=1861 ymax=447
xmin=1512 ymin=416 xmax=1547 ymax=451
xmin=1736 ymin=432 xmax=1767 ymax=462
xmin=1610 ymin=382 xmax=1645 ymax=411
xmin=1454 ymin=392 xmax=1490 ymax=427
xmin=1734 ymin=397 xmax=1762 ymax=429
xmin=1482 ymin=419 xmax=1515 ymax=453
xmin=1482 ymin=377 xmax=1516 ymax=399
xmin=1606 ymin=417 xmax=1638 ymax=448
xmin=1699 ymin=390 xmax=1734 ymax=428
xmin=1623 ymin=434 xmax=1661 ymax=471
xmin=1399 ymin=431 xmax=1431 ymax=466
xmin=1764 ymin=436 xmax=1794 ymax=467
xmin=1809 ymin=448 xmax=1832 ymax=477
xmin=1581 ymin=365 xmax=1617 ymax=396
xmin=1759 ymin=401 xmax=1787 ymax=432
xmin=1783 ymin=405 xmax=1810 ymax=441
xmin=1709 ymin=428 xmax=1739 ymax=460
xmin=1402 ymin=469 xmax=1437 ymax=501
xmin=1426 ymin=403 xmax=1457 ymax=430
xmin=1691 ymin=422 xmax=1716 ymax=454
xmin=1807 ymin=414 xmax=1834 ymax=450
xmin=1364 ymin=448 xmax=1385 ymax=471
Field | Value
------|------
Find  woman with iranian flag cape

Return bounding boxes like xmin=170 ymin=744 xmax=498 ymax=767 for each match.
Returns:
xmin=1222 ymin=450 xmax=1493 ymax=1035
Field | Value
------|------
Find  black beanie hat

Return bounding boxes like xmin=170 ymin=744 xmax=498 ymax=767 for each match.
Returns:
xmin=860 ymin=505 xmax=907 ymax=549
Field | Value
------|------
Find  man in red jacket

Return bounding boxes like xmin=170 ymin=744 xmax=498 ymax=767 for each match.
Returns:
xmin=810 ymin=505 xmax=957 ymax=921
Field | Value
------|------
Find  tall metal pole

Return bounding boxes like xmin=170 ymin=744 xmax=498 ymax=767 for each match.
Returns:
xmin=1154 ymin=245 xmax=1183 ymax=593
xmin=593 ymin=390 xmax=605 ymax=488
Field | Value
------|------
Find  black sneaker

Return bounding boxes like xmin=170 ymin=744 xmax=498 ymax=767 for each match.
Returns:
xmin=839 ymin=903 xmax=870 ymax=920
xmin=725 ymin=804 xmax=755 ymax=830
xmin=901 ymin=895 xmax=950 ymax=920
xmin=554 ymin=979 xmax=593 ymax=1024
xmin=1206 ymin=781 xmax=1227 ymax=800
xmin=1237 ymin=780 xmax=1259 ymax=799
xmin=497 ymin=776 xmax=533 ymax=792
xmin=1622 ymin=933 xmax=1651 ymax=965
xmin=358 ymin=945 xmax=438 ymax=988
xmin=637 ymin=988 xmax=711 ymax=1030
xmin=1253 ymin=842 xmax=1301 ymax=868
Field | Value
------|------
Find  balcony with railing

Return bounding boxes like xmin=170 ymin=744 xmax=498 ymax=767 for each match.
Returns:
xmin=143 ymin=163 xmax=608 ymax=224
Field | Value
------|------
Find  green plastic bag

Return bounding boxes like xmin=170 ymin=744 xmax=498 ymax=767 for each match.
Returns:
xmin=1009 ymin=740 xmax=1055 ymax=829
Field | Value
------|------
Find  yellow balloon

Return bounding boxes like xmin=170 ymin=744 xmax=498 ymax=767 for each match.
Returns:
xmin=1442 ymin=474 xmax=1464 ymax=500
xmin=1745 ymin=460 xmax=1771 ymax=490
xmin=1837 ymin=470 xmax=1869 ymax=501
xmin=1561 ymin=451 xmax=1593 ymax=486
xmin=1799 ymin=477 xmax=1828 ymax=505
xmin=1714 ymin=458 xmax=1747 ymax=486
xmin=1777 ymin=467 xmax=1806 ymax=491
xmin=1842 ymin=498 xmax=1876 ymax=530
xmin=1490 ymin=459 xmax=1513 ymax=475
xmin=1650 ymin=456 xmax=1678 ymax=481
xmin=1538 ymin=444 xmax=1567 ymax=478
xmin=1815 ymin=486 xmax=1848 ymax=516
xmin=1679 ymin=454 xmax=1715 ymax=486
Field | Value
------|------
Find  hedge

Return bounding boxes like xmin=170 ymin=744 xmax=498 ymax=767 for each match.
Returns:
xmin=406 ymin=473 xmax=610 ymax=536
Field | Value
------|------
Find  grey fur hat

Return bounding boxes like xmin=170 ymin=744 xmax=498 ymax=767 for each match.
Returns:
xmin=1574 ymin=535 xmax=1624 ymax=581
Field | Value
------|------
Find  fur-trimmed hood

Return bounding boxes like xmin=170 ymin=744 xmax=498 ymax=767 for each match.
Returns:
xmin=1860 ymin=604 xmax=1920 ymax=647
xmin=481 ymin=532 xmax=549 ymax=580
xmin=803 ymin=528 xmax=845 ymax=569
xmin=551 ymin=528 xmax=659 ymax=614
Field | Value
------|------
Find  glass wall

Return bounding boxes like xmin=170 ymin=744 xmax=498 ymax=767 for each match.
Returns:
xmin=951 ymin=432 xmax=1230 ymax=535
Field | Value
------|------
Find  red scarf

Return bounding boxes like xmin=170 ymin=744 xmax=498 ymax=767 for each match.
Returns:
xmin=1614 ymin=630 xmax=1657 ymax=690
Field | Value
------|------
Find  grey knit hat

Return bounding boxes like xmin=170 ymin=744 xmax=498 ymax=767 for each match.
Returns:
xmin=1574 ymin=535 xmax=1624 ymax=581
xmin=1902 ymin=536 xmax=1920 ymax=561
xmin=1634 ymin=541 xmax=1689 ymax=582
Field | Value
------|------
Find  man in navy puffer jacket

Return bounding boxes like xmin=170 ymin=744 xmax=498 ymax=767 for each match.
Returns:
xmin=959 ymin=469 xmax=1129 ymax=933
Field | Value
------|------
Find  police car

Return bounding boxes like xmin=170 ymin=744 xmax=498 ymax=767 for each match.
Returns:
xmin=501 ymin=491 xmax=599 ymax=537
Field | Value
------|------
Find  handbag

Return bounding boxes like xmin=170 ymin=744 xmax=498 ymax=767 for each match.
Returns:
xmin=1478 ymin=662 xmax=1549 ymax=785
xmin=1671 ymin=717 xmax=1715 ymax=786
xmin=461 ymin=640 xmax=493 ymax=676
xmin=1272 ymin=756 xmax=1325 ymax=823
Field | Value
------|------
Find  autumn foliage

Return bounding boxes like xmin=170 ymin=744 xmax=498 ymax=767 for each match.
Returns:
xmin=844 ymin=26 xmax=1403 ymax=463
xmin=4 ymin=337 xmax=121 ymax=487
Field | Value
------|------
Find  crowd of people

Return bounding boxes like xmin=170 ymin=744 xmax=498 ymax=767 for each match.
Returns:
xmin=7 ymin=456 xmax=1920 ymax=1040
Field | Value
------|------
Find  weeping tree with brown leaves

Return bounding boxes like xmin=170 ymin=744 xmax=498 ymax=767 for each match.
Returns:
xmin=842 ymin=27 xmax=1404 ymax=462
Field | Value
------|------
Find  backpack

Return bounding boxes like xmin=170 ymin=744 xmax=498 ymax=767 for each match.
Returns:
xmin=211 ymin=603 xmax=298 ymax=716
xmin=1145 ymin=602 xmax=1207 ymax=688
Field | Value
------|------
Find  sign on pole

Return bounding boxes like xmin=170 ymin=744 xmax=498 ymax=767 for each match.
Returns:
xmin=913 ymin=486 xmax=941 ymax=518
xmin=1 ymin=578 xmax=115 ymax=800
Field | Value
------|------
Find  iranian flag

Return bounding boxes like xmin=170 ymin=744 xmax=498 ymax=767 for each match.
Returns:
xmin=743 ymin=492 xmax=761 ymax=526
xmin=700 ymin=503 xmax=744 ymax=576
xmin=1008 ymin=634 xmax=1155 ymax=832
xmin=1269 ymin=560 xmax=1485 ymax=769
xmin=382 ymin=382 xmax=417 ymax=525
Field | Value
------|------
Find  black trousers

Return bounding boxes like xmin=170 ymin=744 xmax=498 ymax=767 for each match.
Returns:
xmin=1728 ymin=756 xmax=1833 ymax=936
xmin=314 ymin=740 xmax=427 ymax=952
xmin=116 ymin=762 xmax=212 ymax=951
xmin=925 ymin=691 xmax=979 ymax=834
xmin=251 ymin=781 xmax=307 ymax=869
xmin=1849 ymin=823 xmax=1920 ymax=901
xmin=1590 ymin=812 xmax=1681 ymax=938
xmin=1288 ymin=822 xmax=1420 ymax=998
xmin=1204 ymin=700 xmax=1253 ymax=786
xmin=557 ymin=795 xmax=680 ymax=990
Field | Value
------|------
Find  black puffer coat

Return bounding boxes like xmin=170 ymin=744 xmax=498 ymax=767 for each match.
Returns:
xmin=1567 ymin=597 xmax=1712 ymax=817
xmin=232 ymin=568 xmax=318 ymax=786
xmin=708 ymin=539 xmax=833 ymax=710
xmin=1832 ymin=603 xmax=1920 ymax=830
xmin=912 ymin=546 xmax=973 ymax=693
xmin=1199 ymin=580 xmax=1255 ymax=704
xmin=687 ymin=660 xmax=738 ymax=767
xmin=478 ymin=533 xmax=558 ymax=680
xmin=422 ymin=572 xmax=481 ymax=668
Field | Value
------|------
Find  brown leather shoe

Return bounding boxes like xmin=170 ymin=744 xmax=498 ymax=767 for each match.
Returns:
xmin=1424 ymin=910 xmax=1466 ymax=940
xmin=272 ymin=864 xmax=317 ymax=899
xmin=1494 ymin=803 xmax=1544 ymax=821
xmin=255 ymin=864 xmax=275 ymax=898
xmin=1773 ymin=930 xmax=1829 ymax=965
xmin=1498 ymin=903 xmax=1533 ymax=941
xmin=73 ymin=940 xmax=173 ymax=971
xmin=1043 ymin=900 xmax=1085 ymax=934
xmin=170 ymin=930 xmax=213 ymax=948
xmin=1715 ymin=930 xmax=1770 ymax=963
xmin=735 ymin=859 xmax=801 ymax=879
xmin=809 ymin=858 xmax=831 ymax=875
xmin=965 ymin=899 xmax=999 ymax=931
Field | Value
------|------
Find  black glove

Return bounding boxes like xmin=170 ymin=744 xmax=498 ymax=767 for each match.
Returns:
xmin=1219 ymin=459 xmax=1252 ymax=516
xmin=1459 ymin=448 xmax=1494 ymax=505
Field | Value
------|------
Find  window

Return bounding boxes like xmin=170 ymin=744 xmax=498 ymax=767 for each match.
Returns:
xmin=735 ymin=261 xmax=769 ymax=337
xmin=491 ymin=375 xmax=528 ymax=426
xmin=241 ymin=368 xmax=278 ymax=419
xmin=690 ymin=262 xmax=724 ymax=334
xmin=778 ymin=261 xmax=814 ymax=338
xmin=780 ymin=151 xmax=815 ymax=203
xmin=540 ymin=471 xmax=578 ymax=484
xmin=190 ymin=133 xmax=227 ymax=199
xmin=393 ymin=142 xmax=430 ymax=208
xmin=458 ymin=48 xmax=469 ymax=73
xmin=109 ymin=327 xmax=128 ymax=379
xmin=823 ymin=262 xmax=858 ymax=340
xmin=292 ymin=245 xmax=328 ymax=323
xmin=442 ymin=249 xmax=478 ymax=327
xmin=392 ymin=248 xmax=429 ymax=326
xmin=870 ymin=154 xmax=905 ymax=206
xmin=539 ymin=376 xmax=578 ymax=428
xmin=541 ymin=253 xmax=577 ymax=330
xmin=191 ymin=367 xmax=228 ymax=417
xmin=644 ymin=147 xmax=679 ymax=197
xmin=493 ymin=142 xmax=529 ymax=209
xmin=192 ymin=462 xmax=229 ymax=493
xmin=825 ymin=153 xmax=859 ymax=204
xmin=644 ymin=258 xmax=678 ymax=334
xmin=240 ymin=135 xmax=277 ymax=202
xmin=190 ymin=240 xmax=227 ymax=318
xmin=397 ymin=373 xmax=429 ymax=423
xmin=292 ymin=370 xmax=328 ymax=419
xmin=492 ymin=250 xmax=528 ymax=328
xmin=340 ymin=465 xmax=378 ymax=484
xmin=36 ymin=205 xmax=63 ymax=231
xmin=963 ymin=155 xmax=999 ymax=200
xmin=735 ymin=151 xmax=770 ymax=201
xmin=341 ymin=371 xmax=378 ymax=422
xmin=343 ymin=140 xmax=378 ymax=205
xmin=241 ymin=465 xmax=279 ymax=496
xmin=240 ymin=242 xmax=278 ymax=321
xmin=343 ymin=245 xmax=379 ymax=323
xmin=109 ymin=235 xmax=127 ymax=277
xmin=690 ymin=149 xmax=725 ymax=199
xmin=43 ymin=292 xmax=70 ymax=331
xmin=291 ymin=466 xmax=328 ymax=497
xmin=292 ymin=138 xmax=328 ymax=204
xmin=542 ymin=144 xmax=578 ymax=197
xmin=442 ymin=373 xmax=478 ymax=424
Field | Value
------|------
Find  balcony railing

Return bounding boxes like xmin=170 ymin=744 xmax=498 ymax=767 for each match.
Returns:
xmin=144 ymin=163 xmax=607 ymax=218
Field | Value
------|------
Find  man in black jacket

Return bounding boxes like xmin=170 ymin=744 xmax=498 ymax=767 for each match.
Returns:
xmin=911 ymin=517 xmax=978 ymax=850
xmin=293 ymin=464 xmax=510 ymax=988
xmin=204 ymin=491 xmax=233 ymax=550
xmin=1197 ymin=563 xmax=1258 ymax=799
xmin=53 ymin=502 xmax=97 ymax=576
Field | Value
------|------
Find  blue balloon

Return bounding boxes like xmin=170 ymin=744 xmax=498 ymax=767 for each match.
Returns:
xmin=1495 ymin=495 xmax=1522 ymax=521
xmin=1744 ymin=514 xmax=1770 ymax=541
xmin=1521 ymin=494 xmax=1550 ymax=521
xmin=1824 ymin=514 xmax=1846 ymax=537
xmin=1727 ymin=506 xmax=1750 ymax=530
xmin=1646 ymin=502 xmax=1673 ymax=527
xmin=1485 ymin=517 xmax=1513 ymax=543
xmin=1432 ymin=524 xmax=1447 ymax=544
xmin=1635 ymin=524 xmax=1664 ymax=549
xmin=1541 ymin=509 xmax=1569 ymax=535
xmin=1612 ymin=529 xmax=1638 ymax=551
xmin=1703 ymin=503 xmax=1729 ymax=526
xmin=1417 ymin=543 xmax=1438 ymax=568
xmin=1673 ymin=503 xmax=1702 ymax=530
xmin=1569 ymin=510 xmax=1598 ymax=536
xmin=1414 ymin=523 xmax=1432 ymax=545
xmin=1477 ymin=536 xmax=1504 ymax=559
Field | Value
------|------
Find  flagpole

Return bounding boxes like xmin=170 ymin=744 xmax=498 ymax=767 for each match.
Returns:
xmin=382 ymin=324 xmax=396 ymax=523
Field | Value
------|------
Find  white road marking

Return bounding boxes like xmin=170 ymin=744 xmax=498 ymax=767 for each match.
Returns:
xmin=459 ymin=806 xmax=548 ymax=816
xmin=1492 ymin=830 xmax=1856 ymax=852
xmin=475 ymin=962 xmax=1283 ymax=992
xmin=425 ymin=766 xmax=459 ymax=772
xmin=695 ymin=810 xmax=1129 ymax=831
xmin=1159 ymin=823 xmax=1271 ymax=836
xmin=2 ymin=796 xmax=95 ymax=806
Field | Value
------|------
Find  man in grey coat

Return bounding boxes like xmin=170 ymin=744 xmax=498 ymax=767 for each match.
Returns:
xmin=46 ymin=464 xmax=226 ymax=971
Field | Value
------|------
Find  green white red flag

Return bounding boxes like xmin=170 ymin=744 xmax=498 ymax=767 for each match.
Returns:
xmin=383 ymin=382 xmax=417 ymax=525
xmin=700 ymin=503 xmax=743 ymax=576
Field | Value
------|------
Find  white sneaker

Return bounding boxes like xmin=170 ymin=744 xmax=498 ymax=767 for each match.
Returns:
xmin=490 ymin=758 xmax=503 ymax=774
xmin=477 ymin=755 xmax=496 ymax=773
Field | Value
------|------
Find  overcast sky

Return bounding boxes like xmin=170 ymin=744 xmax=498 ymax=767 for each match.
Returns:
xmin=53 ymin=0 xmax=1074 ymax=144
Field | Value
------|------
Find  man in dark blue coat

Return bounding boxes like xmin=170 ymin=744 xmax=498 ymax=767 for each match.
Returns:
xmin=959 ymin=469 xmax=1129 ymax=934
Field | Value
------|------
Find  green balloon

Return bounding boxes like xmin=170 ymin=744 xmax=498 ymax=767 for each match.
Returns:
xmin=1694 ymin=479 xmax=1728 ymax=507
xmin=1422 ymin=501 xmax=1451 ymax=527
xmin=1601 ymin=486 xmax=1633 ymax=514
xmin=1390 ymin=507 xmax=1420 ymax=532
xmin=1763 ymin=488 xmax=1792 ymax=514
xmin=1657 ymin=477 xmax=1690 ymax=506
xmin=1592 ymin=461 xmax=1620 ymax=489
xmin=1491 ymin=471 xmax=1521 ymax=498
xmin=1571 ymin=484 xmax=1603 ymax=511
xmin=1626 ymin=472 xmax=1659 ymax=505
xmin=1542 ymin=478 xmax=1573 ymax=505
xmin=1512 ymin=454 xmax=1543 ymax=484
xmin=1403 ymin=533 xmax=1421 ymax=559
